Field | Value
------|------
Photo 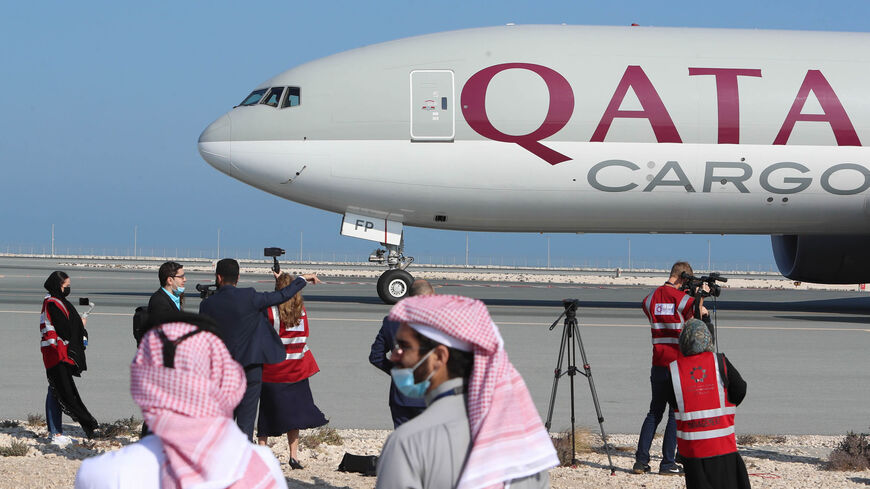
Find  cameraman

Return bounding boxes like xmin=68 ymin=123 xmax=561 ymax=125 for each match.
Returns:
xmin=199 ymin=258 xmax=321 ymax=440
xmin=632 ymin=261 xmax=708 ymax=476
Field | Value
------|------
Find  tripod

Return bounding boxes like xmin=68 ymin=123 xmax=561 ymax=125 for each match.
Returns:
xmin=544 ymin=299 xmax=615 ymax=474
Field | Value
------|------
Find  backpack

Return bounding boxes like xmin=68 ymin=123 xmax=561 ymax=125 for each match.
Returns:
xmin=133 ymin=306 xmax=149 ymax=345
xmin=337 ymin=453 xmax=378 ymax=477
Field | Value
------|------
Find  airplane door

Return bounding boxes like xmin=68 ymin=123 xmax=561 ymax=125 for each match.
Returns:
xmin=410 ymin=70 xmax=454 ymax=141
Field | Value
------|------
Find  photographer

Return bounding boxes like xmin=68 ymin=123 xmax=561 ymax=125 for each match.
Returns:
xmin=633 ymin=261 xmax=708 ymax=476
xmin=198 ymin=258 xmax=321 ymax=440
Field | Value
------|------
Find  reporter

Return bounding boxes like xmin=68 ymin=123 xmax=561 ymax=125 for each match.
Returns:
xmin=40 ymin=271 xmax=98 ymax=443
xmin=149 ymin=261 xmax=186 ymax=315
xmin=256 ymin=273 xmax=327 ymax=470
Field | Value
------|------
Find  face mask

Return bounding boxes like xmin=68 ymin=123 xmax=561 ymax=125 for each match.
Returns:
xmin=62 ymin=286 xmax=71 ymax=297
xmin=391 ymin=350 xmax=436 ymax=399
xmin=174 ymin=286 xmax=185 ymax=297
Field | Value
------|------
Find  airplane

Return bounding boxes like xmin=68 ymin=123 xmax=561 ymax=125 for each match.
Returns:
xmin=198 ymin=24 xmax=870 ymax=304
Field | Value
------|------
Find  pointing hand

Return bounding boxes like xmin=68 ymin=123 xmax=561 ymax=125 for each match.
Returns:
xmin=301 ymin=273 xmax=322 ymax=285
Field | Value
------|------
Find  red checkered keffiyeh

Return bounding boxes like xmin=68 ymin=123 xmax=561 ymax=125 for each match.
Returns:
xmin=131 ymin=322 xmax=279 ymax=489
xmin=389 ymin=295 xmax=559 ymax=489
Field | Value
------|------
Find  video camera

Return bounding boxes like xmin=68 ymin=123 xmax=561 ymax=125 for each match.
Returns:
xmin=194 ymin=247 xmax=286 ymax=299
xmin=680 ymin=271 xmax=727 ymax=298
xmin=265 ymin=247 xmax=285 ymax=274
xmin=195 ymin=282 xmax=217 ymax=299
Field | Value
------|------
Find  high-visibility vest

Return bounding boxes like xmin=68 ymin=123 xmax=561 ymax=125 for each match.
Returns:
xmin=40 ymin=295 xmax=73 ymax=369
xmin=670 ymin=352 xmax=738 ymax=458
xmin=642 ymin=284 xmax=694 ymax=366
xmin=263 ymin=305 xmax=319 ymax=383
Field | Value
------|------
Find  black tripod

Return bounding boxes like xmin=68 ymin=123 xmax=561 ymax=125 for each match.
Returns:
xmin=544 ymin=299 xmax=615 ymax=474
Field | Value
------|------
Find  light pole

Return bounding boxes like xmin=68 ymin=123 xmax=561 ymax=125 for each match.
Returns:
xmin=547 ymin=236 xmax=551 ymax=269
xmin=707 ymin=239 xmax=711 ymax=271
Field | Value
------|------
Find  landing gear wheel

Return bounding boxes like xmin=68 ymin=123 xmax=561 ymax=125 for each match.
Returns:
xmin=377 ymin=269 xmax=413 ymax=304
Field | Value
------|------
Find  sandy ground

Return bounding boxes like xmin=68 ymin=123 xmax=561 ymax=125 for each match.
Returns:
xmin=2 ymin=420 xmax=868 ymax=488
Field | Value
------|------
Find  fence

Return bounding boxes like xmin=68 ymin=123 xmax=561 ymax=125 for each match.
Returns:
xmin=0 ymin=243 xmax=779 ymax=273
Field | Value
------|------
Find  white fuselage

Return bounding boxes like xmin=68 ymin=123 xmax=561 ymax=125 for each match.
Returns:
xmin=198 ymin=25 xmax=870 ymax=235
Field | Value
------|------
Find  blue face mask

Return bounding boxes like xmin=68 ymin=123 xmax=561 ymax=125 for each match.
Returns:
xmin=174 ymin=286 xmax=185 ymax=297
xmin=391 ymin=350 xmax=435 ymax=399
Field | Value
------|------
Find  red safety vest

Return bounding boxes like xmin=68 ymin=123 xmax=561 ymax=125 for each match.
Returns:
xmin=40 ymin=295 xmax=74 ymax=369
xmin=669 ymin=352 xmax=737 ymax=458
xmin=262 ymin=305 xmax=319 ymax=383
xmin=642 ymin=284 xmax=694 ymax=366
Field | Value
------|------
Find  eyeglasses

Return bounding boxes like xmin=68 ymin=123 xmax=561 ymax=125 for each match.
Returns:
xmin=171 ymin=274 xmax=186 ymax=279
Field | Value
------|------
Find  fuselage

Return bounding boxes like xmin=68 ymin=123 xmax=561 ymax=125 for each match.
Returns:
xmin=198 ymin=25 xmax=870 ymax=235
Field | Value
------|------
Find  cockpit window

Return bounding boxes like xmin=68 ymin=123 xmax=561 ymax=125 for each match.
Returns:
xmin=281 ymin=87 xmax=301 ymax=108
xmin=239 ymin=88 xmax=267 ymax=106
xmin=260 ymin=87 xmax=285 ymax=107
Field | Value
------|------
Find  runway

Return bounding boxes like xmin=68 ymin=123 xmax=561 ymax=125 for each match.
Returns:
xmin=1 ymin=256 xmax=868 ymax=435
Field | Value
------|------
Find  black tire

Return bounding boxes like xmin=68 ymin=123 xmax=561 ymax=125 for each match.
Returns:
xmin=377 ymin=269 xmax=413 ymax=304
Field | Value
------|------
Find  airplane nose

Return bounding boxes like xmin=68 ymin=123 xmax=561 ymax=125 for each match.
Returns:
xmin=198 ymin=113 xmax=232 ymax=174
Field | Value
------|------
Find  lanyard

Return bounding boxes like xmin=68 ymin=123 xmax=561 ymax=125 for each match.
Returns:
xmin=431 ymin=385 xmax=464 ymax=403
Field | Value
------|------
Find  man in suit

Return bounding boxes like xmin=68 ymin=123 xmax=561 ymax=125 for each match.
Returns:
xmin=140 ymin=261 xmax=189 ymax=437
xmin=199 ymin=258 xmax=321 ymax=439
xmin=369 ymin=279 xmax=434 ymax=427
xmin=148 ymin=261 xmax=186 ymax=316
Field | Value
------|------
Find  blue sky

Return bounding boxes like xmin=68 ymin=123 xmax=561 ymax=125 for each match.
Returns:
xmin=1 ymin=1 xmax=865 ymax=270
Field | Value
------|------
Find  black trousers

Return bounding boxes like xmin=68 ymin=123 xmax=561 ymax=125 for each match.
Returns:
xmin=46 ymin=363 xmax=98 ymax=438
xmin=234 ymin=364 xmax=263 ymax=441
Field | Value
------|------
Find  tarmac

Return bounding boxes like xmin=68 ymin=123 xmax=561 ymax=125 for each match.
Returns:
xmin=1 ymin=256 xmax=868 ymax=435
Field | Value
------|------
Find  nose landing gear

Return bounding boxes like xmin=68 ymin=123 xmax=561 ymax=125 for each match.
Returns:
xmin=369 ymin=240 xmax=414 ymax=304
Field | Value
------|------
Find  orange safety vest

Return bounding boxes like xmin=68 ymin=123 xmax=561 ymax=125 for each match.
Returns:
xmin=40 ymin=295 xmax=73 ymax=369
xmin=670 ymin=352 xmax=738 ymax=458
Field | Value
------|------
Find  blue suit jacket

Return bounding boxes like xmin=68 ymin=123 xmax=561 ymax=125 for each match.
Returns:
xmin=369 ymin=317 xmax=426 ymax=408
xmin=199 ymin=277 xmax=306 ymax=367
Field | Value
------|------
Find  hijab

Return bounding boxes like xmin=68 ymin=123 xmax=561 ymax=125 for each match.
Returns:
xmin=43 ymin=270 xmax=87 ymax=373
xmin=679 ymin=318 xmax=714 ymax=356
